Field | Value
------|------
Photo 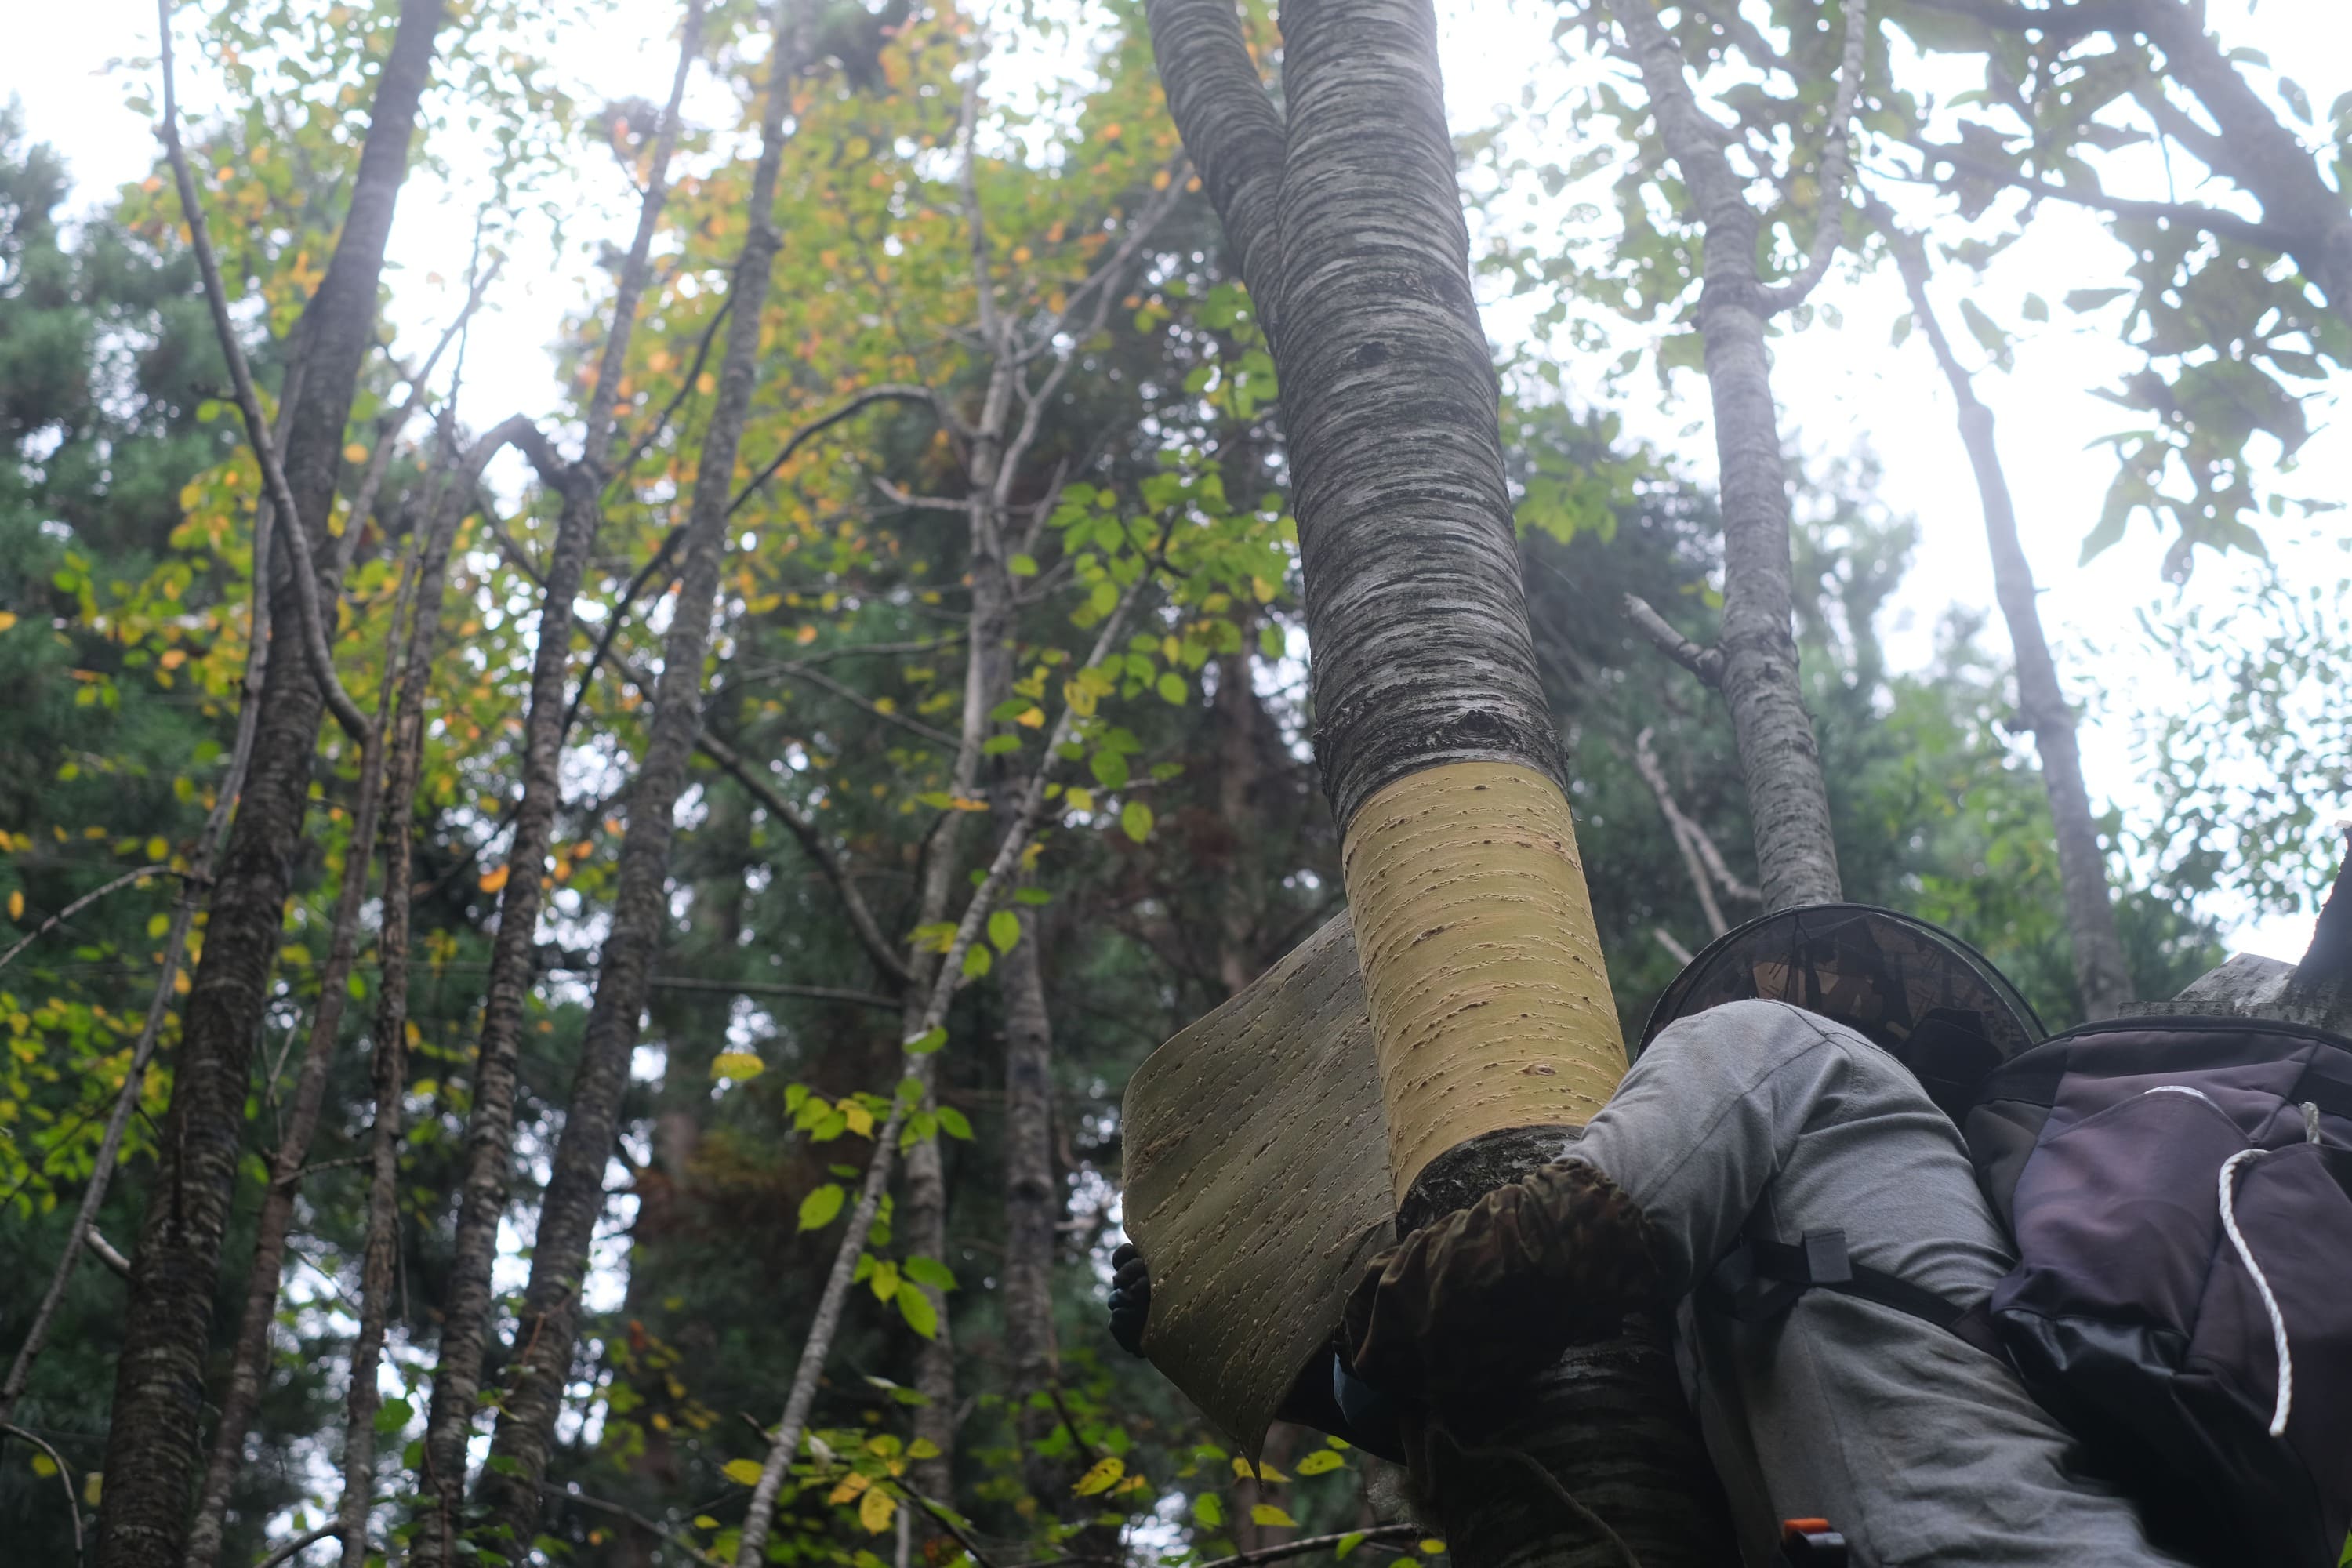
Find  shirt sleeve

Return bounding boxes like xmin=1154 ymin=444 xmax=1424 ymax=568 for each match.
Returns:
xmin=1568 ymin=1000 xmax=1855 ymax=1298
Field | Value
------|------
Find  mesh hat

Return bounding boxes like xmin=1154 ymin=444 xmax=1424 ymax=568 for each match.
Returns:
xmin=1639 ymin=903 xmax=2046 ymax=1122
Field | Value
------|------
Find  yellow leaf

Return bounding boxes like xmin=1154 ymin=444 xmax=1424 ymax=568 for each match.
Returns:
xmin=1065 ymin=788 xmax=1094 ymax=815
xmin=1073 ymin=1456 xmax=1125 ymax=1496
xmin=829 ymin=1472 xmax=872 ymax=1504
xmin=711 ymin=1051 xmax=765 ymax=1081
xmin=1014 ymin=706 xmax=1044 ymax=728
xmin=1295 ymin=1449 xmax=1345 ymax=1475
xmin=146 ymin=836 xmax=169 ymax=862
xmin=859 ymin=1483 xmax=896 ymax=1534
xmin=723 ymin=1457 xmax=764 ymax=1486
xmin=0 ymin=612 xmax=18 ymax=632
xmin=1250 ymin=1505 xmax=1297 ymax=1528
xmin=1418 ymin=1542 xmax=1446 ymax=1555
xmin=906 ymin=1438 xmax=941 ymax=1461
xmin=1233 ymin=1457 xmax=1288 ymax=1483
xmin=841 ymin=1101 xmax=876 ymax=1138
xmin=477 ymin=865 xmax=510 ymax=893
xmin=30 ymin=1453 xmax=56 ymax=1476
xmin=6 ymin=891 xmax=21 ymax=921
xmin=83 ymin=1471 xmax=102 ymax=1505
xmin=343 ymin=443 xmax=370 ymax=465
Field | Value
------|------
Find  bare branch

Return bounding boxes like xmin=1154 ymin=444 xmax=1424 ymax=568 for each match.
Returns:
xmin=1621 ymin=593 xmax=1724 ymax=685
xmin=773 ymin=661 xmax=960 ymax=750
xmin=1634 ymin=727 xmax=1730 ymax=938
xmin=254 ymin=1523 xmax=347 ymax=1568
xmin=1759 ymin=0 xmax=1870 ymax=314
xmin=1911 ymin=0 xmax=2140 ymax=42
xmin=873 ymin=474 xmax=975 ymax=514
xmin=2 ymin=1424 xmax=83 ymax=1565
xmin=537 ymin=1483 xmax=726 ymax=1567
xmin=85 ymin=1229 xmax=132 ymax=1279
xmin=1908 ymin=142 xmax=2296 ymax=252
xmin=158 ymin=11 xmax=371 ymax=743
xmin=1654 ymin=926 xmax=1698 ymax=967
xmin=733 ymin=385 xmax=956 ymax=517
xmin=693 ymin=726 xmax=915 ymax=988
xmin=0 ymin=866 xmax=187 ymax=973
xmin=1189 ymin=1527 xmax=1424 ymax=1568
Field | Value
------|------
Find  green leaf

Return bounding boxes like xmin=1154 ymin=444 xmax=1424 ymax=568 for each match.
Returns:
xmin=982 ymin=735 xmax=1022 ymax=755
xmin=937 ymin=1105 xmax=974 ymax=1140
xmin=961 ymin=943 xmax=992 ymax=978
xmin=1295 ymin=1449 xmax=1345 ymax=1475
xmin=989 ymin=909 xmax=1021 ymax=953
xmin=1013 ymin=886 xmax=1052 ymax=906
xmin=1009 ymin=553 xmax=1039 ymax=576
xmin=1073 ymin=1457 xmax=1126 ymax=1496
xmin=1250 ymin=1505 xmax=1296 ymax=1528
xmin=1194 ymin=1492 xmax=1225 ymax=1528
xmin=713 ymin=1051 xmax=766 ymax=1080
xmin=1088 ymin=750 xmax=1130 ymax=790
xmin=798 ymin=1184 xmax=847 ymax=1231
xmin=1334 ymin=1533 xmax=1367 ymax=1559
xmin=374 ymin=1396 xmax=413 ymax=1436
xmin=347 ymin=971 xmax=368 ymax=1001
xmin=897 ymin=1284 xmax=940 ymax=1338
xmin=2020 ymin=292 xmax=2048 ymax=322
xmin=904 ymin=1255 xmax=957 ymax=1291
xmin=723 ymin=1458 xmax=764 ymax=1486
xmin=903 ymin=1026 xmax=948 ymax=1055
xmin=1958 ymin=297 xmax=2006 ymax=357
xmin=1155 ymin=671 xmax=1186 ymax=704
xmin=1120 ymin=800 xmax=1154 ymax=843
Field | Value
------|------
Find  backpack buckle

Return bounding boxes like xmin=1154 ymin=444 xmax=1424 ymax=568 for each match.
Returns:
xmin=1779 ymin=1519 xmax=1848 ymax=1566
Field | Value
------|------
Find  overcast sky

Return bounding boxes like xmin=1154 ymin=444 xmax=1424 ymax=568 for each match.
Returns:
xmin=7 ymin=0 xmax=2347 ymax=961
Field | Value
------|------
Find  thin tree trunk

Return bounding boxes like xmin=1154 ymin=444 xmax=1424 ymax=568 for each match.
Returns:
xmin=1605 ymin=0 xmax=1846 ymax=911
xmin=465 ymin=11 xmax=799 ymax=1552
xmin=1145 ymin=2 xmax=1733 ymax=1563
xmin=728 ymin=575 xmax=1156 ymax=1568
xmin=1875 ymin=205 xmax=2133 ymax=1019
xmin=409 ymin=9 xmax=703 ymax=1552
xmin=180 ymin=555 xmax=412 ymax=1568
xmin=97 ymin=6 xmax=445 ymax=1563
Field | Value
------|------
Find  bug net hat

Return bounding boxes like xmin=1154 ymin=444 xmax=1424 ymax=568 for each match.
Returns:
xmin=1639 ymin=902 xmax=2046 ymax=1122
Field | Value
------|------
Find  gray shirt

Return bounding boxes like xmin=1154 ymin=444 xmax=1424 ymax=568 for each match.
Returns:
xmin=1569 ymin=1000 xmax=2189 ymax=1568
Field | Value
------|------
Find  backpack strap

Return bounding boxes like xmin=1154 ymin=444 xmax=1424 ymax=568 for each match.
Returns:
xmin=1701 ymin=1226 xmax=2005 ymax=1362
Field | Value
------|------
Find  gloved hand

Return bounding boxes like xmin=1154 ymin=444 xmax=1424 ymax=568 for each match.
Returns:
xmin=1108 ymin=1240 xmax=1150 ymax=1356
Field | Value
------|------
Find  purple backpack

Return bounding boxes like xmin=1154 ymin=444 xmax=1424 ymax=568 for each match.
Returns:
xmin=1965 ymin=1015 xmax=2352 ymax=1568
xmin=1645 ymin=906 xmax=2352 ymax=1568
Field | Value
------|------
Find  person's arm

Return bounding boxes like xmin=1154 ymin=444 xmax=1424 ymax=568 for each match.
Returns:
xmin=1568 ymin=998 xmax=1853 ymax=1296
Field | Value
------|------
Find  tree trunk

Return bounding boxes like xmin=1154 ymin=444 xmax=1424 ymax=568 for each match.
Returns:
xmin=1606 ymin=0 xmax=1842 ymax=912
xmin=409 ymin=6 xmax=702 ymax=1547
xmin=96 ymin=6 xmax=445 ymax=1563
xmin=1145 ymin=2 xmax=1734 ymax=1563
xmin=464 ymin=11 xmax=800 ymax=1553
xmin=181 ymin=584 xmax=404 ymax=1568
xmin=332 ymin=435 xmax=489 ymax=1566
xmin=1876 ymin=209 xmax=2134 ymax=1020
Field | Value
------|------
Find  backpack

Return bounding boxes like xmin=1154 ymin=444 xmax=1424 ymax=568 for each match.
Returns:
xmin=1641 ymin=904 xmax=2352 ymax=1568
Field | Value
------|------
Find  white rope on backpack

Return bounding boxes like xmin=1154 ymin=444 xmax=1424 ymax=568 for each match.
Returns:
xmin=2216 ymin=1147 xmax=2293 ymax=1438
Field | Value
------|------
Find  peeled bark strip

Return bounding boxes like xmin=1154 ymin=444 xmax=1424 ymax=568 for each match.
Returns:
xmin=1877 ymin=209 xmax=2132 ymax=1019
xmin=410 ymin=9 xmax=703 ymax=1550
xmin=466 ymin=11 xmax=799 ymax=1552
xmin=1342 ymin=764 xmax=1623 ymax=1200
xmin=1605 ymin=0 xmax=1844 ymax=911
xmin=97 ymin=6 xmax=445 ymax=1563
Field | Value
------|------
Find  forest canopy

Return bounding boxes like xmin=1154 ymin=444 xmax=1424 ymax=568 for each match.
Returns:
xmin=0 ymin=0 xmax=2346 ymax=1563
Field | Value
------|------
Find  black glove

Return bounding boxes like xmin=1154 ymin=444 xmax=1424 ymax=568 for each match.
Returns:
xmin=1108 ymin=1240 xmax=1149 ymax=1356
